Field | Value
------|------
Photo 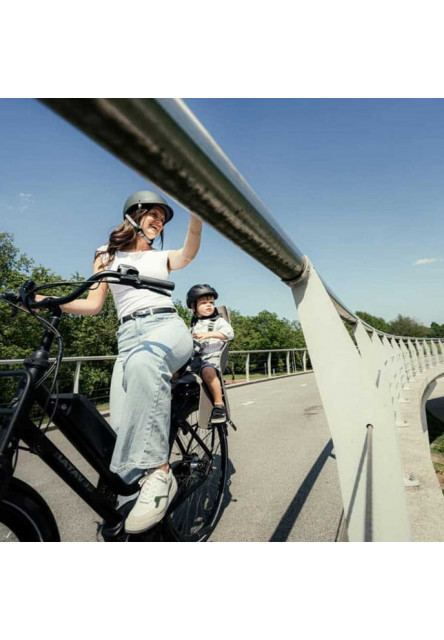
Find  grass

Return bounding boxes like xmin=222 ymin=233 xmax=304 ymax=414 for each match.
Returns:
xmin=431 ymin=433 xmax=444 ymax=454
xmin=426 ymin=408 xmax=444 ymax=494
xmin=430 ymin=433 xmax=444 ymax=495
xmin=95 ymin=401 xmax=110 ymax=413
xmin=432 ymin=462 xmax=444 ymax=495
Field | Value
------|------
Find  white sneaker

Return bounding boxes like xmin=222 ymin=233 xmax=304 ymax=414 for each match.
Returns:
xmin=124 ymin=468 xmax=178 ymax=534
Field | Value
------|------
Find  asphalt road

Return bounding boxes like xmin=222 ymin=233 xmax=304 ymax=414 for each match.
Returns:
xmin=14 ymin=372 xmax=344 ymax=542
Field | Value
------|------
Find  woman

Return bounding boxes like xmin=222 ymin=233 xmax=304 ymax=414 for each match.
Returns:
xmin=46 ymin=190 xmax=201 ymax=534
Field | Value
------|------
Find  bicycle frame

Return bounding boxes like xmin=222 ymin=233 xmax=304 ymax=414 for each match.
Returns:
xmin=1 ymin=366 xmax=210 ymax=536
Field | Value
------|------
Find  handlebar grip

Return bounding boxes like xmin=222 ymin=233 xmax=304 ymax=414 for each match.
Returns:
xmin=138 ymin=275 xmax=175 ymax=291
xmin=0 ymin=291 xmax=20 ymax=304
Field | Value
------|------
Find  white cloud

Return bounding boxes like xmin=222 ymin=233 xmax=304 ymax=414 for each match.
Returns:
xmin=413 ymin=258 xmax=443 ymax=265
xmin=18 ymin=192 xmax=33 ymax=212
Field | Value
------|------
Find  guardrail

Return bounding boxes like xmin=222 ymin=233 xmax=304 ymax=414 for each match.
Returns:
xmin=0 ymin=348 xmax=310 ymax=395
xmin=225 ymin=348 xmax=309 ymax=383
xmin=37 ymin=98 xmax=444 ymax=541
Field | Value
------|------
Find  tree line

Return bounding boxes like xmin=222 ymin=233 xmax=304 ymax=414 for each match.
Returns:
xmin=355 ymin=311 xmax=444 ymax=339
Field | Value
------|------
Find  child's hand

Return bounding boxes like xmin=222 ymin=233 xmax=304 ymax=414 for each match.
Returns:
xmin=194 ymin=331 xmax=210 ymax=340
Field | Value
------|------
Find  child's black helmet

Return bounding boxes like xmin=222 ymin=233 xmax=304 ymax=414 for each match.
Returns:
xmin=186 ymin=284 xmax=219 ymax=309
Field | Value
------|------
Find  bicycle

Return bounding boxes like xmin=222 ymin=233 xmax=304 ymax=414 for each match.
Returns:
xmin=0 ymin=266 xmax=233 ymax=542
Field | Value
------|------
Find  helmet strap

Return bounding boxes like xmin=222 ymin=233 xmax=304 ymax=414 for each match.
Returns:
xmin=193 ymin=308 xmax=220 ymax=321
xmin=125 ymin=214 xmax=153 ymax=246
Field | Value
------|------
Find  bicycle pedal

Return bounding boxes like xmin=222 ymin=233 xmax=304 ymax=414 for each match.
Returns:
xmin=101 ymin=518 xmax=126 ymax=541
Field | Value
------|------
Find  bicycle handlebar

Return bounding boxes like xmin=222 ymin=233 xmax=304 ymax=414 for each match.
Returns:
xmin=0 ymin=266 xmax=175 ymax=311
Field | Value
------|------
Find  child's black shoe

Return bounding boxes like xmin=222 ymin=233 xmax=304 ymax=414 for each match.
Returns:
xmin=210 ymin=405 xmax=227 ymax=424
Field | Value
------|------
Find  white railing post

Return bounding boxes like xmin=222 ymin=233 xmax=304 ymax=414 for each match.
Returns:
xmin=391 ymin=338 xmax=405 ymax=399
xmin=398 ymin=339 xmax=411 ymax=387
xmin=291 ymin=259 xmax=410 ymax=542
xmin=407 ymin=340 xmax=419 ymax=377
xmin=430 ymin=340 xmax=438 ymax=367
xmin=267 ymin=352 xmax=272 ymax=378
xmin=423 ymin=340 xmax=432 ymax=369
xmin=73 ymin=361 xmax=82 ymax=394
xmin=416 ymin=340 xmax=426 ymax=372
xmin=303 ymin=350 xmax=307 ymax=372
xmin=246 ymin=353 xmax=250 ymax=383
xmin=286 ymin=351 xmax=290 ymax=375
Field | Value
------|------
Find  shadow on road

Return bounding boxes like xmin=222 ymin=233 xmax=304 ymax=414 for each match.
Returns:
xmin=208 ymin=456 xmax=235 ymax=540
xmin=269 ymin=439 xmax=334 ymax=542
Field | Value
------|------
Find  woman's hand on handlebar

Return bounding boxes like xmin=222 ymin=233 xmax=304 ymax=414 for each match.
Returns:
xmin=58 ymin=255 xmax=109 ymax=316
xmin=29 ymin=256 xmax=109 ymax=316
xmin=2 ymin=263 xmax=175 ymax=317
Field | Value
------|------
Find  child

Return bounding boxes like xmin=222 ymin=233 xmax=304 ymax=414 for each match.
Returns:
xmin=186 ymin=284 xmax=234 ymax=423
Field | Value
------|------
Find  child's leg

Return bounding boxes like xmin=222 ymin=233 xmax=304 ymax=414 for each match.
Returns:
xmin=201 ymin=365 xmax=223 ymax=405
xmin=201 ymin=365 xmax=227 ymax=424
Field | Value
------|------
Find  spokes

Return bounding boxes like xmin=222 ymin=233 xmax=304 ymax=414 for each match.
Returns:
xmin=168 ymin=413 xmax=227 ymax=541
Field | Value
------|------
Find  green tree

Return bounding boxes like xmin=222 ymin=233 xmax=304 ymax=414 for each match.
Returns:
xmin=0 ymin=234 xmax=118 ymax=402
xmin=355 ymin=311 xmax=390 ymax=333
xmin=228 ymin=309 xmax=305 ymax=378
xmin=430 ymin=322 xmax=444 ymax=338
xmin=174 ymin=299 xmax=192 ymax=325
xmin=0 ymin=233 xmax=65 ymax=362
xmin=388 ymin=314 xmax=430 ymax=338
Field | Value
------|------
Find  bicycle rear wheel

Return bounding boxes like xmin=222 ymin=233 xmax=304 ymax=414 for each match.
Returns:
xmin=0 ymin=478 xmax=60 ymax=542
xmin=165 ymin=404 xmax=228 ymax=542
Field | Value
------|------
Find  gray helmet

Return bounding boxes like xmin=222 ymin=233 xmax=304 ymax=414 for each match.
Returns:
xmin=186 ymin=284 xmax=219 ymax=309
xmin=123 ymin=190 xmax=174 ymax=224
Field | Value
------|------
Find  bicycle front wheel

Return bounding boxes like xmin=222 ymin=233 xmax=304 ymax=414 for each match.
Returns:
xmin=0 ymin=478 xmax=60 ymax=542
xmin=165 ymin=406 xmax=228 ymax=542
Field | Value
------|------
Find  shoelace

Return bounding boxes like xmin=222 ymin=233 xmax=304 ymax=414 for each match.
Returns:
xmin=138 ymin=470 xmax=169 ymax=504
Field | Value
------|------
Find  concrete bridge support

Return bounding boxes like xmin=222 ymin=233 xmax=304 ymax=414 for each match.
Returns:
xmin=291 ymin=258 xmax=444 ymax=542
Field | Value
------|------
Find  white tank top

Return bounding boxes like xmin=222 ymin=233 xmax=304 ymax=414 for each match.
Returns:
xmin=97 ymin=246 xmax=175 ymax=320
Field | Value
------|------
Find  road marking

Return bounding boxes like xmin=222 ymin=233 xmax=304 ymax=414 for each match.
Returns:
xmin=241 ymin=401 xmax=255 ymax=406
xmin=300 ymin=384 xmax=307 ymax=387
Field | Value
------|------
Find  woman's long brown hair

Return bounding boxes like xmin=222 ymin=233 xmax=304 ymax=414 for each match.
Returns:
xmin=95 ymin=208 xmax=164 ymax=267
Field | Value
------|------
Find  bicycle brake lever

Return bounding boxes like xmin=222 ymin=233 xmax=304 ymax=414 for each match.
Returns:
xmin=117 ymin=264 xmax=139 ymax=277
xmin=18 ymin=280 xmax=36 ymax=309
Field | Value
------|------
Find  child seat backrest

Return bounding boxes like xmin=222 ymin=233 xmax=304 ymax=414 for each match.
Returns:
xmin=217 ymin=305 xmax=230 ymax=374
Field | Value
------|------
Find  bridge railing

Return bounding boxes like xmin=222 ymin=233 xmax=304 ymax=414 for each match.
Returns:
xmin=0 ymin=348 xmax=310 ymax=404
xmin=38 ymin=99 xmax=444 ymax=541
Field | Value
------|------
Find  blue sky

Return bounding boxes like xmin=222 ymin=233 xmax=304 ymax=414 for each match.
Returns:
xmin=1 ymin=98 xmax=444 ymax=326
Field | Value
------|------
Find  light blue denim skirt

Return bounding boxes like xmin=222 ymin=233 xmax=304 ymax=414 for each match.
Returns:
xmin=109 ymin=312 xmax=193 ymax=484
